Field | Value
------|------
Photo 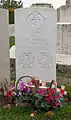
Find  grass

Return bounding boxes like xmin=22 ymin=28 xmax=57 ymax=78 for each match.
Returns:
xmin=0 ymin=107 xmax=45 ymax=120
xmin=53 ymin=103 xmax=71 ymax=120
xmin=65 ymin=85 xmax=71 ymax=98
xmin=0 ymin=103 xmax=71 ymax=120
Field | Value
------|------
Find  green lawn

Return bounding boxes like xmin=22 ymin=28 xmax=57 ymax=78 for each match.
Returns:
xmin=0 ymin=103 xmax=71 ymax=120
xmin=0 ymin=107 xmax=44 ymax=120
xmin=53 ymin=103 xmax=71 ymax=120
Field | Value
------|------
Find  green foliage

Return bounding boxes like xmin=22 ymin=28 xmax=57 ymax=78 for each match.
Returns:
xmin=0 ymin=0 xmax=23 ymax=9
xmin=65 ymin=85 xmax=71 ymax=99
xmin=53 ymin=102 xmax=71 ymax=120
xmin=53 ymin=85 xmax=71 ymax=119
xmin=9 ymin=36 xmax=15 ymax=48
xmin=32 ymin=93 xmax=50 ymax=110
xmin=0 ymin=107 xmax=45 ymax=120
xmin=9 ymin=10 xmax=14 ymax=24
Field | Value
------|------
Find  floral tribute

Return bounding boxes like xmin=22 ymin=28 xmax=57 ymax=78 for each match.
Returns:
xmin=0 ymin=77 xmax=67 ymax=110
xmin=15 ymin=76 xmax=67 ymax=110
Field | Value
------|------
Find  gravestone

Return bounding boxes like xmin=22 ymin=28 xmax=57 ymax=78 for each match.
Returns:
xmin=15 ymin=8 xmax=57 ymax=82
xmin=57 ymin=24 xmax=71 ymax=55
xmin=0 ymin=9 xmax=10 ymax=83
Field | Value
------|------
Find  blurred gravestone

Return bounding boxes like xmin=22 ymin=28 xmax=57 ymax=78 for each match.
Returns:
xmin=0 ymin=9 xmax=10 ymax=83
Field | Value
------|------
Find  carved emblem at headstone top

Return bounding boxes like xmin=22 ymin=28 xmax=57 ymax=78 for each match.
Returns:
xmin=26 ymin=11 xmax=45 ymax=29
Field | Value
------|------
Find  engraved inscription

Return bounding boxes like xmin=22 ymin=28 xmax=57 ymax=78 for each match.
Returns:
xmin=19 ymin=53 xmax=34 ymax=68
xmin=37 ymin=52 xmax=52 ymax=68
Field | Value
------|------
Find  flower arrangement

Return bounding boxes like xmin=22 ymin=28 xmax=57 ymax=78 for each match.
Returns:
xmin=0 ymin=76 xmax=67 ymax=110
xmin=15 ymin=76 xmax=67 ymax=111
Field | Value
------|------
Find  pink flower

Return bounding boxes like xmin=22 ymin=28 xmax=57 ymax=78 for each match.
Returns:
xmin=56 ymin=102 xmax=60 ymax=107
xmin=48 ymin=93 xmax=54 ymax=100
xmin=27 ymin=88 xmax=30 ymax=93
xmin=45 ymin=97 xmax=50 ymax=103
xmin=56 ymin=94 xmax=60 ymax=100
xmin=21 ymin=82 xmax=25 ymax=87
xmin=11 ymin=84 xmax=15 ymax=91
xmin=20 ymin=82 xmax=25 ymax=91
xmin=39 ymin=89 xmax=45 ymax=95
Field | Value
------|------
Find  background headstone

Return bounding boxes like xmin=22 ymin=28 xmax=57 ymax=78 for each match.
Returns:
xmin=0 ymin=9 xmax=10 ymax=83
xmin=15 ymin=8 xmax=57 ymax=82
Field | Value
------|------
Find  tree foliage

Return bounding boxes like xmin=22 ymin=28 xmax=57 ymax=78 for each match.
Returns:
xmin=0 ymin=0 xmax=23 ymax=24
xmin=0 ymin=0 xmax=23 ymax=9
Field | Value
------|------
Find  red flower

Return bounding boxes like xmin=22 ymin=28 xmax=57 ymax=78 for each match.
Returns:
xmin=51 ymin=80 xmax=55 ymax=84
xmin=56 ymin=94 xmax=60 ymax=100
xmin=7 ymin=91 xmax=12 ymax=97
xmin=50 ymin=88 xmax=55 ymax=93
xmin=39 ymin=83 xmax=42 ymax=86
xmin=60 ymin=89 xmax=64 ymax=95
xmin=31 ymin=80 xmax=35 ymax=85
xmin=45 ymin=83 xmax=48 ymax=87
xmin=46 ymin=88 xmax=50 ymax=91
xmin=48 ymin=93 xmax=54 ymax=100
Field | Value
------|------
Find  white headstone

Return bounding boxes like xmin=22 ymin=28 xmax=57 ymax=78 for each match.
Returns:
xmin=15 ymin=8 xmax=57 ymax=82
xmin=0 ymin=9 xmax=10 ymax=83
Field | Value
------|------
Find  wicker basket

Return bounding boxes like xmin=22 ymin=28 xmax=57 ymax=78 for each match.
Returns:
xmin=15 ymin=76 xmax=36 ymax=108
xmin=16 ymin=76 xmax=35 ymax=91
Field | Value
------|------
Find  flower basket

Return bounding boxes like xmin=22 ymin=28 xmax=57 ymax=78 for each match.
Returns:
xmin=15 ymin=76 xmax=67 ymax=110
xmin=16 ymin=76 xmax=36 ymax=108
